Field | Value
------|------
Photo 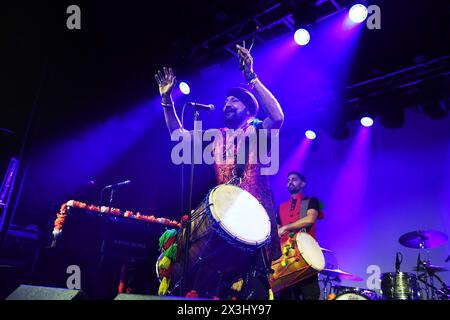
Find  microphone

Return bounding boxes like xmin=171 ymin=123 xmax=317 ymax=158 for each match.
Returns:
xmin=0 ymin=128 xmax=15 ymax=136
xmin=104 ymin=180 xmax=131 ymax=189
xmin=185 ymin=102 xmax=215 ymax=111
xmin=395 ymin=252 xmax=403 ymax=273
xmin=84 ymin=180 xmax=95 ymax=187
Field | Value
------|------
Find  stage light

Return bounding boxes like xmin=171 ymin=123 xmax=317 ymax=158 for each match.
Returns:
xmin=360 ymin=116 xmax=374 ymax=127
xmin=294 ymin=28 xmax=310 ymax=46
xmin=349 ymin=4 xmax=368 ymax=23
xmin=179 ymin=82 xmax=190 ymax=95
xmin=305 ymin=130 xmax=316 ymax=140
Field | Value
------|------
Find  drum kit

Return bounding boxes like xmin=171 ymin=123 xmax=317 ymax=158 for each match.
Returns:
xmin=396 ymin=230 xmax=449 ymax=300
xmin=317 ymin=230 xmax=449 ymax=300
xmin=156 ymin=183 xmax=449 ymax=300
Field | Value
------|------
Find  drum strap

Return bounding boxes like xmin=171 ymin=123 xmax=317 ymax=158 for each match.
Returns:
xmin=299 ymin=198 xmax=310 ymax=233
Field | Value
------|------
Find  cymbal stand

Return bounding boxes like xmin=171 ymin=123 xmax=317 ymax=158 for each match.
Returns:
xmin=418 ymin=269 xmax=449 ymax=300
xmin=320 ymin=274 xmax=338 ymax=300
xmin=431 ymin=272 xmax=449 ymax=300
xmin=418 ymin=238 xmax=433 ymax=300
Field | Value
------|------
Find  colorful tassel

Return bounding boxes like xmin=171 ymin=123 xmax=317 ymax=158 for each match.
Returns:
xmin=162 ymin=236 xmax=176 ymax=250
xmin=163 ymin=243 xmax=178 ymax=261
xmin=319 ymin=201 xmax=324 ymax=210
xmin=158 ymin=255 xmax=171 ymax=270
xmin=158 ymin=277 xmax=170 ymax=296
xmin=231 ymin=279 xmax=244 ymax=292
xmin=156 ymin=229 xmax=180 ymax=296
xmin=159 ymin=265 xmax=173 ymax=278
xmin=159 ymin=229 xmax=178 ymax=249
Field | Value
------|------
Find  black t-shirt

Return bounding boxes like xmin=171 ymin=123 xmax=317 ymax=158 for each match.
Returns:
xmin=276 ymin=196 xmax=319 ymax=225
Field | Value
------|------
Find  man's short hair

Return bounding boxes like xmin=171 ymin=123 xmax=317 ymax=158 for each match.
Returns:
xmin=288 ymin=171 xmax=306 ymax=183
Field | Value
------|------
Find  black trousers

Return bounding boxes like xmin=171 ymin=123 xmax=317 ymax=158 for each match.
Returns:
xmin=276 ymin=274 xmax=321 ymax=300
xmin=233 ymin=249 xmax=271 ymax=300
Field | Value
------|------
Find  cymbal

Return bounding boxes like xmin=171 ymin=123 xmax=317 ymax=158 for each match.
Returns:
xmin=399 ymin=230 xmax=448 ymax=249
xmin=413 ymin=264 xmax=449 ymax=273
xmin=320 ymin=268 xmax=364 ymax=282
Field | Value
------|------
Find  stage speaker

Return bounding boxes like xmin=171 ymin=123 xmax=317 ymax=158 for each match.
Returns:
xmin=114 ymin=294 xmax=201 ymax=300
xmin=6 ymin=285 xmax=87 ymax=300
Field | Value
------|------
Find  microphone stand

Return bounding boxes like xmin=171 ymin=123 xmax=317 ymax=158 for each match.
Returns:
xmin=181 ymin=109 xmax=200 ymax=296
xmin=98 ymin=185 xmax=116 ymax=273
xmin=430 ymin=272 xmax=449 ymax=300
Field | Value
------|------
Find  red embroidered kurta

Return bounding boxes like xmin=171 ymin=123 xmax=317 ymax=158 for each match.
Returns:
xmin=278 ymin=194 xmax=323 ymax=244
xmin=211 ymin=120 xmax=282 ymax=261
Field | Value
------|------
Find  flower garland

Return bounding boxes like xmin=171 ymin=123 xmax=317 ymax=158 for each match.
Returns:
xmin=52 ymin=200 xmax=181 ymax=243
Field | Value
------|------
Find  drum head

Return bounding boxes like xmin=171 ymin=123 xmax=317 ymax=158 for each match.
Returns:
xmin=335 ymin=293 xmax=369 ymax=300
xmin=296 ymin=232 xmax=325 ymax=271
xmin=333 ymin=286 xmax=380 ymax=300
xmin=208 ymin=184 xmax=271 ymax=246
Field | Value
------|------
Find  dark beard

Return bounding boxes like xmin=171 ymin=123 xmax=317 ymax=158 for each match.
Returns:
xmin=224 ymin=112 xmax=245 ymax=129
xmin=223 ymin=114 xmax=235 ymax=127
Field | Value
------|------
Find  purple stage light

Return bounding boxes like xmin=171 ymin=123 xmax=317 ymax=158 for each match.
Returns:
xmin=305 ymin=130 xmax=316 ymax=140
xmin=179 ymin=82 xmax=190 ymax=95
xmin=349 ymin=4 xmax=368 ymax=23
xmin=360 ymin=116 xmax=374 ymax=127
xmin=294 ymin=28 xmax=310 ymax=46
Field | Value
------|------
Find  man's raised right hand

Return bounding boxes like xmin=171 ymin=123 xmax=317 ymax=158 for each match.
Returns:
xmin=155 ymin=67 xmax=176 ymax=98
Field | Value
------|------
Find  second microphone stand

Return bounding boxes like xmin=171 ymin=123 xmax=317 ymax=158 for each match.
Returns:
xmin=181 ymin=109 xmax=200 ymax=296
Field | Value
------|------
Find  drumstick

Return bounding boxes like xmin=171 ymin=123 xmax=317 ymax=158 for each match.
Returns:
xmin=248 ymin=26 xmax=259 ymax=53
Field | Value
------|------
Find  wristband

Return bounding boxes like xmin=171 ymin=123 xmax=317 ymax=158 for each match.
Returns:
xmin=161 ymin=102 xmax=174 ymax=108
xmin=245 ymin=71 xmax=258 ymax=88
xmin=248 ymin=74 xmax=258 ymax=89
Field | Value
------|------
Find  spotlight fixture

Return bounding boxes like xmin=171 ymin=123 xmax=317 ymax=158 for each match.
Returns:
xmin=291 ymin=0 xmax=317 ymax=46
xmin=294 ymin=28 xmax=311 ymax=46
xmin=349 ymin=4 xmax=368 ymax=23
xmin=360 ymin=116 xmax=374 ymax=127
xmin=422 ymin=99 xmax=449 ymax=120
xmin=305 ymin=130 xmax=317 ymax=140
xmin=179 ymin=82 xmax=190 ymax=95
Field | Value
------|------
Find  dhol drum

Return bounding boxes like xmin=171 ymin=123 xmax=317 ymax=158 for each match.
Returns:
xmin=167 ymin=184 xmax=272 ymax=295
xmin=380 ymin=272 xmax=421 ymax=300
xmin=269 ymin=232 xmax=325 ymax=293
xmin=332 ymin=285 xmax=381 ymax=300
